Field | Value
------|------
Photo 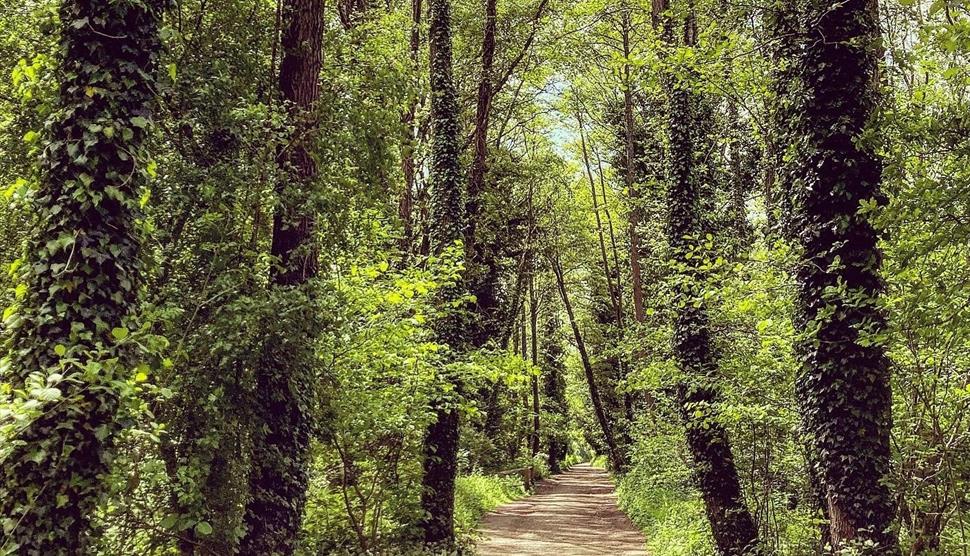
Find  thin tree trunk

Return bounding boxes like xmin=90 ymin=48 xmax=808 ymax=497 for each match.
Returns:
xmin=529 ymin=259 xmax=541 ymax=462
xmin=241 ymin=0 xmax=324 ymax=553
xmin=593 ymin=145 xmax=625 ymax=316
xmin=576 ymin=105 xmax=622 ymax=324
xmin=398 ymin=0 xmax=422 ymax=259
xmin=551 ymin=256 xmax=626 ymax=471
xmin=621 ymin=8 xmax=646 ymax=324
xmin=420 ymin=0 xmax=465 ymax=546
xmin=466 ymin=0 xmax=497 ymax=261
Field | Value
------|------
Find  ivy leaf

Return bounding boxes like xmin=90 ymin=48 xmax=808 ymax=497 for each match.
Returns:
xmin=111 ymin=327 xmax=129 ymax=341
xmin=194 ymin=521 xmax=213 ymax=536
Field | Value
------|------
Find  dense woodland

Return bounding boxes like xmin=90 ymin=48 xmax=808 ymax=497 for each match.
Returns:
xmin=1 ymin=0 xmax=969 ymax=554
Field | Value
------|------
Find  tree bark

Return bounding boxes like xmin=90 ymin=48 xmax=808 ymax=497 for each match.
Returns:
xmin=420 ymin=0 xmax=465 ymax=546
xmin=660 ymin=2 xmax=761 ymax=553
xmin=791 ymin=1 xmax=898 ymax=552
xmin=241 ymin=0 xmax=324 ymax=552
xmin=0 ymin=0 xmax=165 ymax=551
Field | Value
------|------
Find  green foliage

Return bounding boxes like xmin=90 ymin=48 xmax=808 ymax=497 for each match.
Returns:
xmin=3 ymin=0 xmax=970 ymax=554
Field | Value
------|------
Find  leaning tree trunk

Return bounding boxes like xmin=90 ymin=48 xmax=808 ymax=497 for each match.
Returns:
xmin=551 ymin=256 xmax=626 ymax=471
xmin=0 ymin=0 xmax=165 ymax=552
xmin=661 ymin=3 xmax=761 ymax=553
xmin=791 ymin=0 xmax=898 ymax=552
xmin=240 ymin=0 xmax=324 ymax=553
xmin=420 ymin=0 xmax=466 ymax=546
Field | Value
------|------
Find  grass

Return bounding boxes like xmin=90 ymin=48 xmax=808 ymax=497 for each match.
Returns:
xmin=453 ymin=474 xmax=526 ymax=539
xmin=615 ymin=476 xmax=714 ymax=556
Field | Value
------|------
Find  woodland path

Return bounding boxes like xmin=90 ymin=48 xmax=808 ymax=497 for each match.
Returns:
xmin=475 ymin=464 xmax=648 ymax=555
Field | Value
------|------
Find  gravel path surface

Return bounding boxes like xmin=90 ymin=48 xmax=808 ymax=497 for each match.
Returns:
xmin=475 ymin=464 xmax=648 ymax=555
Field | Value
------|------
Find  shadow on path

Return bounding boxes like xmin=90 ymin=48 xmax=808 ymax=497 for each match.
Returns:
xmin=475 ymin=464 xmax=647 ymax=555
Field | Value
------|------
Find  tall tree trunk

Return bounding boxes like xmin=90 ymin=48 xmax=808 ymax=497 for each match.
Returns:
xmin=420 ymin=0 xmax=465 ymax=546
xmin=467 ymin=0 xmax=497 ymax=251
xmin=660 ymin=3 xmax=761 ymax=553
xmin=529 ymin=257 xmax=541 ymax=462
xmin=0 ymin=1 xmax=165 ymax=552
xmin=577 ymin=105 xmax=622 ymax=325
xmin=791 ymin=0 xmax=898 ymax=552
xmin=551 ymin=256 xmax=626 ymax=471
xmin=465 ymin=0 xmax=507 ymax=352
xmin=621 ymin=8 xmax=646 ymax=324
xmin=399 ymin=0 xmax=422 ymax=259
xmin=241 ymin=0 xmax=324 ymax=553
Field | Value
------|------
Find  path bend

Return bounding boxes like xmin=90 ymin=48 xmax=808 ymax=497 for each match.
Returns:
xmin=475 ymin=463 xmax=647 ymax=555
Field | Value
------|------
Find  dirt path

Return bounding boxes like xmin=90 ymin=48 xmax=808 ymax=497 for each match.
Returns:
xmin=475 ymin=464 xmax=648 ymax=555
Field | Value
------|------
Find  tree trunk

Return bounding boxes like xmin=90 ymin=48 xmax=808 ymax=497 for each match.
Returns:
xmin=0 ymin=0 xmax=165 ymax=552
xmin=241 ymin=0 xmax=324 ymax=553
xmin=551 ymin=256 xmax=626 ymax=471
xmin=398 ymin=0 xmax=422 ymax=259
xmin=420 ymin=0 xmax=465 ymax=546
xmin=791 ymin=1 xmax=898 ymax=552
xmin=661 ymin=3 xmax=761 ymax=553
xmin=621 ymin=9 xmax=646 ymax=324
xmin=577 ymin=105 xmax=622 ymax=325
xmin=466 ymin=0 xmax=497 ymax=253
xmin=529 ymin=262 xmax=541 ymax=462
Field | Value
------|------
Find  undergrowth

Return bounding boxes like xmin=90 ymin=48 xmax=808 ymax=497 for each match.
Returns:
xmin=454 ymin=474 xmax=526 ymax=544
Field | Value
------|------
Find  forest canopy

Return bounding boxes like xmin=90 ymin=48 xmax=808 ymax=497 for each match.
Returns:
xmin=1 ymin=0 xmax=969 ymax=554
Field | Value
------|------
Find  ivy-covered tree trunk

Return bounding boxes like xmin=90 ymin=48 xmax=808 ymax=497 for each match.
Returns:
xmin=667 ymin=86 xmax=761 ymax=556
xmin=791 ymin=1 xmax=899 ymax=552
xmin=420 ymin=0 xmax=465 ymax=546
xmin=662 ymin=5 xmax=761 ymax=554
xmin=240 ymin=0 xmax=323 ymax=553
xmin=0 ymin=0 xmax=165 ymax=552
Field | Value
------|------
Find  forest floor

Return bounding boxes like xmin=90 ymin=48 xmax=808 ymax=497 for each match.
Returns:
xmin=474 ymin=464 xmax=647 ymax=555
